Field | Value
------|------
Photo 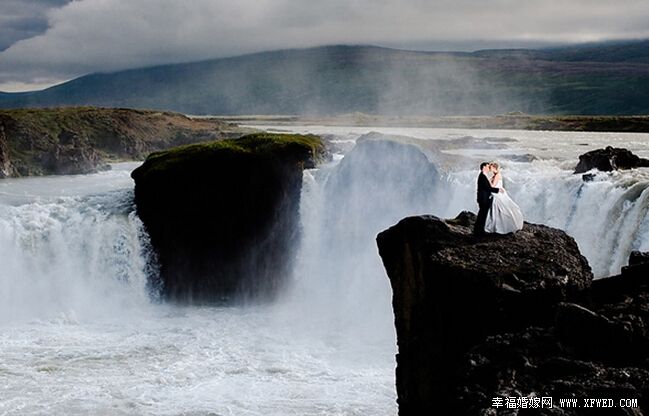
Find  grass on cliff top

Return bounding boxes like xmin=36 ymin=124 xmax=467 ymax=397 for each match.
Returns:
xmin=135 ymin=133 xmax=324 ymax=178
xmin=0 ymin=107 xmax=183 ymax=142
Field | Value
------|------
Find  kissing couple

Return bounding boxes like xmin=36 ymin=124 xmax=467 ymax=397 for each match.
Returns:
xmin=474 ymin=161 xmax=524 ymax=236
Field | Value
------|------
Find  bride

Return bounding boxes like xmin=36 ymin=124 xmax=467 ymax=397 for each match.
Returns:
xmin=485 ymin=162 xmax=524 ymax=234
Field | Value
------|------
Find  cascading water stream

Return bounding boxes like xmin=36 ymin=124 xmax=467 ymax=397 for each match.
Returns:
xmin=278 ymin=138 xmax=447 ymax=343
xmin=444 ymin=162 xmax=649 ymax=277
xmin=0 ymin=186 xmax=157 ymax=324
xmin=1 ymin=128 xmax=648 ymax=415
xmin=0 ymin=162 xmax=399 ymax=415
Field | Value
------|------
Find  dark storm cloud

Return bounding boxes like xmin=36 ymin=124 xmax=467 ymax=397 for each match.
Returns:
xmin=0 ymin=0 xmax=72 ymax=51
xmin=1 ymin=0 xmax=648 ymax=91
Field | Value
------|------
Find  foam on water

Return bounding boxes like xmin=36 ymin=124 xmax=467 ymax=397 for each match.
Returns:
xmin=0 ymin=162 xmax=397 ymax=416
xmin=0 ymin=306 xmax=395 ymax=415
xmin=2 ymin=126 xmax=649 ymax=415
xmin=0 ymin=164 xmax=156 ymax=323
xmin=260 ymin=125 xmax=649 ymax=278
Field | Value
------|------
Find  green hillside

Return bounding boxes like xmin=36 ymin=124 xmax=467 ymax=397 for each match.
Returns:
xmin=0 ymin=107 xmax=244 ymax=177
xmin=1 ymin=43 xmax=649 ymax=115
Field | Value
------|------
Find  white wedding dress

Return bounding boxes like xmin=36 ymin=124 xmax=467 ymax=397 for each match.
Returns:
xmin=485 ymin=178 xmax=524 ymax=234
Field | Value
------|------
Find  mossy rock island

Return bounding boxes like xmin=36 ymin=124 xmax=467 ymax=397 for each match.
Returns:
xmin=0 ymin=107 xmax=245 ymax=177
xmin=131 ymin=133 xmax=327 ymax=302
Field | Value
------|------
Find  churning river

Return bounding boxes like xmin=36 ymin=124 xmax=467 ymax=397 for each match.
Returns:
xmin=1 ymin=126 xmax=648 ymax=415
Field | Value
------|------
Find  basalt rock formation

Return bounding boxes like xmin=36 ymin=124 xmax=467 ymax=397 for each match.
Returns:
xmin=377 ymin=212 xmax=649 ymax=415
xmin=0 ymin=107 xmax=245 ymax=177
xmin=574 ymin=146 xmax=649 ymax=174
xmin=132 ymin=133 xmax=327 ymax=302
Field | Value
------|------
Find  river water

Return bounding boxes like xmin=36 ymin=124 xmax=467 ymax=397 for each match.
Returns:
xmin=1 ymin=127 xmax=648 ymax=415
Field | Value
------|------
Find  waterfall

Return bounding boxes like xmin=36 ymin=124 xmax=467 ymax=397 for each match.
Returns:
xmin=285 ymin=135 xmax=649 ymax=347
xmin=0 ymin=186 xmax=157 ymax=323
xmin=282 ymin=139 xmax=444 ymax=343
xmin=444 ymin=161 xmax=649 ymax=278
xmin=1 ymin=130 xmax=647 ymax=415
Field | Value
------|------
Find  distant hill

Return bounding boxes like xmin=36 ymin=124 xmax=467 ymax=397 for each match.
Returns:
xmin=1 ymin=42 xmax=649 ymax=115
xmin=0 ymin=107 xmax=244 ymax=177
xmin=472 ymin=39 xmax=649 ymax=63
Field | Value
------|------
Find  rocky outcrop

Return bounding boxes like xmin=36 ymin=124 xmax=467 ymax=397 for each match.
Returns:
xmin=377 ymin=213 xmax=649 ymax=415
xmin=0 ymin=107 xmax=246 ymax=177
xmin=132 ymin=133 xmax=326 ymax=302
xmin=0 ymin=124 xmax=14 ymax=178
xmin=575 ymin=146 xmax=649 ymax=174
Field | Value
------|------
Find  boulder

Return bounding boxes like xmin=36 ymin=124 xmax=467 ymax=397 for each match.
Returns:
xmin=574 ymin=146 xmax=649 ymax=174
xmin=593 ymin=251 xmax=649 ymax=296
xmin=377 ymin=213 xmax=649 ymax=415
xmin=629 ymin=251 xmax=649 ymax=267
xmin=376 ymin=212 xmax=592 ymax=414
xmin=555 ymin=302 xmax=633 ymax=362
xmin=132 ymin=133 xmax=326 ymax=302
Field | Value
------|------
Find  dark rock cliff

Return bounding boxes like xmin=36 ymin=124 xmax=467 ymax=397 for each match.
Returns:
xmin=377 ymin=212 xmax=649 ymax=415
xmin=575 ymin=146 xmax=649 ymax=174
xmin=131 ymin=133 xmax=326 ymax=302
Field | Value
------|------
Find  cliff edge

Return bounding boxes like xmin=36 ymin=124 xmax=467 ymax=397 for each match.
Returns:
xmin=0 ymin=107 xmax=245 ymax=177
xmin=132 ymin=133 xmax=326 ymax=302
xmin=377 ymin=212 xmax=649 ymax=415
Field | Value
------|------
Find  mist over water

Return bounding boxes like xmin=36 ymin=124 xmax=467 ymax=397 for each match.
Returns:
xmin=0 ymin=163 xmax=156 ymax=323
xmin=266 ymin=125 xmax=649 ymax=280
xmin=280 ymin=138 xmax=442 ymax=343
xmin=442 ymin=158 xmax=649 ymax=278
xmin=1 ymin=127 xmax=649 ymax=415
xmin=0 ymin=162 xmax=398 ymax=415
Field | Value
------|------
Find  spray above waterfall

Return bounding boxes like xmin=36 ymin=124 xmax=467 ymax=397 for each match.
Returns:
xmin=274 ymin=125 xmax=649 ymax=283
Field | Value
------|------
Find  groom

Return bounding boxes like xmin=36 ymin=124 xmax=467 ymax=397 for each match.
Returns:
xmin=474 ymin=162 xmax=502 ymax=236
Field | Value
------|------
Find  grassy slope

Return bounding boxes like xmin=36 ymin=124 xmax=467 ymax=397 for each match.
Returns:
xmin=0 ymin=107 xmax=247 ymax=176
xmin=132 ymin=132 xmax=325 ymax=182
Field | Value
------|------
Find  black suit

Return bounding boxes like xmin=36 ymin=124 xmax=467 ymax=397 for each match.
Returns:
xmin=474 ymin=172 xmax=500 ymax=235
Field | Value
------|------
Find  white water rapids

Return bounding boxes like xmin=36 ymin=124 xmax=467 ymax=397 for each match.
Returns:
xmin=1 ymin=127 xmax=649 ymax=415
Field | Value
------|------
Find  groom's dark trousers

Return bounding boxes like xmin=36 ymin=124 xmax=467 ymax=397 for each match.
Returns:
xmin=474 ymin=172 xmax=500 ymax=235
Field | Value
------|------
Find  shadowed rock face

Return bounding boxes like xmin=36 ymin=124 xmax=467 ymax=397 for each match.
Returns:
xmin=132 ymin=133 xmax=326 ymax=303
xmin=377 ymin=213 xmax=649 ymax=415
xmin=575 ymin=146 xmax=649 ymax=174
xmin=0 ymin=125 xmax=14 ymax=178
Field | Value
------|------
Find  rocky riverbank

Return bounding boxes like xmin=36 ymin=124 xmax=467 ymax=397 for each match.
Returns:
xmin=575 ymin=146 xmax=649 ymax=174
xmin=132 ymin=133 xmax=327 ymax=302
xmin=377 ymin=212 xmax=649 ymax=415
xmin=0 ymin=107 xmax=247 ymax=177
xmin=219 ymin=114 xmax=649 ymax=133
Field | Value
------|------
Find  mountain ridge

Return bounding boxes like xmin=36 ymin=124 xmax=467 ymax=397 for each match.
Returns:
xmin=2 ymin=42 xmax=649 ymax=115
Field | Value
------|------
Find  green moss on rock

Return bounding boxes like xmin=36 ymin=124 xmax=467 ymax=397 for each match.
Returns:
xmin=131 ymin=132 xmax=327 ymax=302
xmin=133 ymin=132 xmax=326 ymax=181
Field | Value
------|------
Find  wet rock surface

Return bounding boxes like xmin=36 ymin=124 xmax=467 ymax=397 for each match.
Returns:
xmin=132 ymin=133 xmax=326 ymax=303
xmin=575 ymin=146 xmax=649 ymax=174
xmin=377 ymin=213 xmax=649 ymax=415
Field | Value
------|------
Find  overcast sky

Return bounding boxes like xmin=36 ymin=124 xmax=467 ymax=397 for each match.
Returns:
xmin=1 ymin=0 xmax=648 ymax=92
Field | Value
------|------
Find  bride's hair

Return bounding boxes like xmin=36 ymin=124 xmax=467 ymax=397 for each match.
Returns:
xmin=490 ymin=162 xmax=500 ymax=172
